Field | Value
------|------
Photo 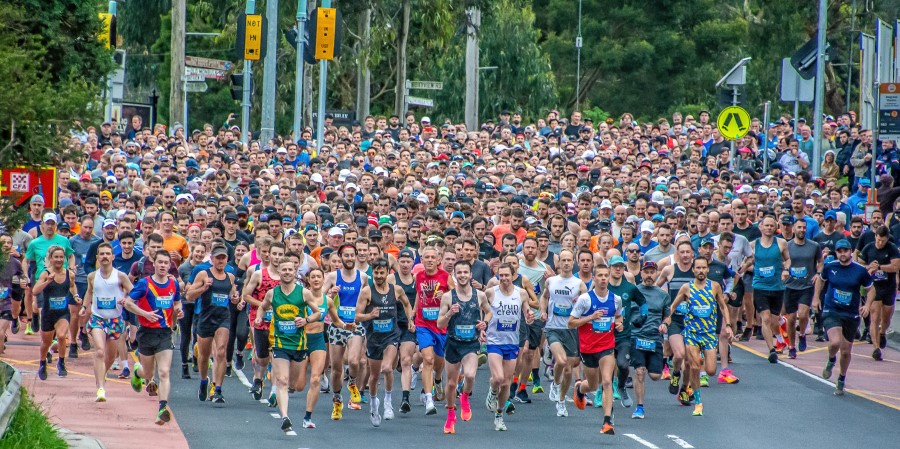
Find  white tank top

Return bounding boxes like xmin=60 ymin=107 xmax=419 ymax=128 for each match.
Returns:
xmin=546 ymin=275 xmax=582 ymax=330
xmin=487 ymin=285 xmax=522 ymax=346
xmin=91 ymin=269 xmax=125 ymax=319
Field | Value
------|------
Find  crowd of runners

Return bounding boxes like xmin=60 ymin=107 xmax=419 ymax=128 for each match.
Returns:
xmin=0 ymin=108 xmax=896 ymax=435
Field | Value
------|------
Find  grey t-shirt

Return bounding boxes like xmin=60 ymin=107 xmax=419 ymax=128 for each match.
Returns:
xmin=643 ymin=244 xmax=675 ymax=264
xmin=786 ymin=239 xmax=821 ymax=290
xmin=470 ymin=259 xmax=492 ymax=288
xmin=633 ymin=283 xmax=670 ymax=343
xmin=70 ymin=234 xmax=101 ymax=284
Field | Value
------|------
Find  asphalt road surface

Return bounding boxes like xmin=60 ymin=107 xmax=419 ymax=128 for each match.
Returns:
xmin=167 ymin=347 xmax=899 ymax=449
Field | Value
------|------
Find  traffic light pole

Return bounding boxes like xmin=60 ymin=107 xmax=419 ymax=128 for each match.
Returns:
xmin=293 ymin=0 xmax=308 ymax=143
xmin=241 ymin=0 xmax=255 ymax=146
xmin=104 ymin=1 xmax=117 ymax=124
xmin=316 ymin=0 xmax=331 ymax=153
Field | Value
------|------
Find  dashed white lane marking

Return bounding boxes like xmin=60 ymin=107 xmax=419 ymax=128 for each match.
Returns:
xmin=270 ymin=413 xmax=281 ymax=418
xmin=624 ymin=434 xmax=660 ymax=448
xmin=666 ymin=435 xmax=694 ymax=448
xmin=235 ymin=366 xmax=253 ymax=388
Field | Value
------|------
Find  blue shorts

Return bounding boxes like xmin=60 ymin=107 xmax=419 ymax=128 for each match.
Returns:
xmin=487 ymin=344 xmax=520 ymax=361
xmin=416 ymin=326 xmax=447 ymax=358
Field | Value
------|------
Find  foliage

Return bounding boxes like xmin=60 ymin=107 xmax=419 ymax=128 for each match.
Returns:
xmin=581 ymin=106 xmax=610 ymax=125
xmin=0 ymin=389 xmax=68 ymax=449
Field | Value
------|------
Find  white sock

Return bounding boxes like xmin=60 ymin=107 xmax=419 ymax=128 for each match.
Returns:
xmin=425 ymin=392 xmax=433 ymax=403
xmin=121 ymin=360 xmax=129 ymax=370
xmin=384 ymin=390 xmax=392 ymax=404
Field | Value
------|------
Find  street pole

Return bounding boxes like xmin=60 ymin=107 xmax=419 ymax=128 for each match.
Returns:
xmin=293 ymin=0 xmax=308 ymax=142
xmin=183 ymin=80 xmax=189 ymax=132
xmin=316 ymin=0 xmax=332 ymax=153
xmin=812 ymin=0 xmax=827 ymax=178
xmin=260 ymin=0 xmax=278 ymax=143
xmin=793 ymin=75 xmax=800 ymax=136
xmin=464 ymin=5 xmax=480 ymax=131
xmin=575 ymin=0 xmax=582 ymax=112
xmin=241 ymin=0 xmax=255 ymax=147
xmin=170 ymin=0 xmax=185 ymax=130
xmin=104 ymin=1 xmax=117 ymax=124
xmin=729 ymin=86 xmax=738 ymax=172
xmin=762 ymin=101 xmax=771 ymax=172
xmin=872 ymin=82 xmax=879 ymax=191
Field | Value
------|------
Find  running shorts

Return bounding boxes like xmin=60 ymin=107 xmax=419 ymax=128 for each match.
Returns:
xmin=40 ymin=309 xmax=70 ymax=332
xmin=87 ymin=314 xmax=125 ymax=340
xmin=683 ymin=329 xmax=718 ymax=352
xmin=486 ymin=344 xmax=519 ymax=361
xmin=416 ymin=326 xmax=447 ymax=358
xmin=444 ymin=338 xmax=480 ymax=364
xmin=253 ymin=328 xmax=271 ymax=358
xmin=306 ymin=331 xmax=327 ymax=353
xmin=136 ymin=327 xmax=173 ymax=356
xmin=630 ymin=343 xmax=664 ymax=375
xmin=518 ymin=319 xmax=543 ymax=349
xmin=327 ymin=324 xmax=366 ymax=346
xmin=823 ymin=313 xmax=860 ymax=343
xmin=546 ymin=328 xmax=579 ymax=357
xmin=753 ymin=289 xmax=784 ymax=314
xmin=579 ymin=348 xmax=614 ymax=369
xmin=197 ymin=313 xmax=230 ymax=338
xmin=783 ymin=288 xmax=814 ymax=314
xmin=272 ymin=347 xmax=308 ymax=363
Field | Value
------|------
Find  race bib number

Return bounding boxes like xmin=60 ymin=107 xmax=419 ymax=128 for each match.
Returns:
xmin=277 ymin=320 xmax=297 ymax=335
xmin=552 ymin=302 xmax=572 ymax=317
xmin=338 ymin=306 xmax=356 ymax=321
xmin=692 ymin=304 xmax=713 ymax=318
xmin=592 ymin=316 xmax=613 ymax=333
xmin=422 ymin=307 xmax=440 ymax=321
xmin=675 ymin=302 xmax=689 ymax=315
xmin=789 ymin=267 xmax=807 ymax=278
xmin=49 ymin=296 xmax=67 ymax=310
xmin=758 ymin=266 xmax=775 ymax=278
xmin=455 ymin=324 xmax=475 ymax=339
xmin=497 ymin=319 xmax=518 ymax=332
xmin=373 ymin=319 xmax=394 ymax=333
xmin=97 ymin=297 xmax=117 ymax=310
xmin=156 ymin=295 xmax=173 ymax=309
xmin=635 ymin=338 xmax=656 ymax=351
xmin=263 ymin=310 xmax=273 ymax=322
xmin=833 ymin=289 xmax=853 ymax=306
xmin=211 ymin=293 xmax=229 ymax=307
xmin=873 ymin=270 xmax=888 ymax=282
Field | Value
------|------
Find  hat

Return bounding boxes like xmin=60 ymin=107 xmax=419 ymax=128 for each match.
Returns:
xmin=858 ymin=177 xmax=871 ymax=187
xmin=640 ymin=221 xmax=654 ymax=234
xmin=805 ymin=199 xmax=815 ymax=206
xmin=210 ymin=244 xmax=229 ymax=258
xmin=824 ymin=210 xmax=837 ymax=221
xmin=609 ymin=256 xmax=626 ymax=266
xmin=444 ymin=228 xmax=460 ymax=237
xmin=651 ymin=214 xmax=664 ymax=222
xmin=79 ymin=173 xmax=92 ymax=182
xmin=310 ymin=173 xmax=324 ymax=184
xmin=328 ymin=227 xmax=344 ymax=237
xmin=700 ymin=237 xmax=715 ymax=247
xmin=835 ymin=239 xmax=852 ymax=250
xmin=224 ymin=213 xmax=239 ymax=222
xmin=368 ymin=229 xmax=383 ymax=240
xmin=674 ymin=206 xmax=686 ymax=216
xmin=175 ymin=193 xmax=194 ymax=203
xmin=354 ymin=215 xmax=369 ymax=227
xmin=58 ymin=222 xmax=70 ymax=231
xmin=276 ymin=147 xmax=288 ymax=154
xmin=30 ymin=195 xmax=45 ymax=204
xmin=641 ymin=261 xmax=658 ymax=271
xmin=42 ymin=212 xmax=58 ymax=223
xmin=737 ymin=185 xmax=752 ymax=194
xmin=398 ymin=249 xmax=415 ymax=259
xmin=102 ymin=218 xmax=117 ymax=228
xmin=600 ymin=199 xmax=613 ymax=210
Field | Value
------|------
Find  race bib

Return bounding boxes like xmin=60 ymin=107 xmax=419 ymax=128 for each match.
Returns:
xmin=277 ymin=320 xmax=297 ymax=335
xmin=552 ymin=302 xmax=572 ymax=317
xmin=692 ymin=304 xmax=713 ymax=318
xmin=635 ymin=338 xmax=656 ymax=351
xmin=422 ymin=307 xmax=440 ymax=321
xmin=373 ymin=319 xmax=394 ymax=333
xmin=873 ymin=270 xmax=888 ymax=282
xmin=263 ymin=310 xmax=273 ymax=322
xmin=497 ymin=319 xmax=518 ymax=332
xmin=156 ymin=295 xmax=173 ymax=309
xmin=758 ymin=266 xmax=775 ymax=278
xmin=592 ymin=317 xmax=613 ymax=332
xmin=338 ymin=306 xmax=356 ymax=321
xmin=49 ymin=296 xmax=67 ymax=310
xmin=833 ymin=289 xmax=853 ymax=306
xmin=455 ymin=324 xmax=475 ymax=339
xmin=211 ymin=292 xmax=229 ymax=307
xmin=0 ymin=287 xmax=8 ymax=299
xmin=789 ymin=267 xmax=807 ymax=278
xmin=97 ymin=297 xmax=117 ymax=310
xmin=675 ymin=302 xmax=689 ymax=315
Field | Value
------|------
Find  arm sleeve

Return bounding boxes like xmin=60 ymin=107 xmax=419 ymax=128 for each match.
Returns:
xmin=129 ymin=278 xmax=148 ymax=301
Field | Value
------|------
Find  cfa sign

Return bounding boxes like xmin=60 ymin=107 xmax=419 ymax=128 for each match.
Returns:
xmin=0 ymin=167 xmax=58 ymax=208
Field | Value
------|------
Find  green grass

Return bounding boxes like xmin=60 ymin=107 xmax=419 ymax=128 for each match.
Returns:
xmin=0 ymin=389 xmax=67 ymax=449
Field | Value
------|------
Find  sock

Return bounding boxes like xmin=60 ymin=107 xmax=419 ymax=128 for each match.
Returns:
xmin=518 ymin=383 xmax=527 ymax=392
xmin=304 ymin=411 xmax=312 ymax=420
xmin=776 ymin=334 xmax=785 ymax=344
xmin=402 ymin=390 xmax=409 ymax=401
xmin=510 ymin=381 xmax=518 ymax=394
xmin=838 ymin=374 xmax=846 ymax=382
xmin=200 ymin=377 xmax=209 ymax=384
xmin=531 ymin=368 xmax=541 ymax=385
xmin=215 ymin=386 xmax=222 ymax=394
xmin=673 ymin=370 xmax=681 ymax=377
xmin=425 ymin=392 xmax=433 ymax=404
xmin=694 ymin=390 xmax=701 ymax=404
xmin=495 ymin=410 xmax=502 ymax=417
xmin=159 ymin=400 xmax=168 ymax=410
xmin=638 ymin=403 xmax=643 ymax=407
xmin=122 ymin=360 xmax=129 ymax=370
xmin=333 ymin=392 xmax=342 ymax=402
xmin=603 ymin=415 xmax=612 ymax=424
xmin=384 ymin=390 xmax=392 ymax=403
xmin=829 ymin=356 xmax=837 ymax=363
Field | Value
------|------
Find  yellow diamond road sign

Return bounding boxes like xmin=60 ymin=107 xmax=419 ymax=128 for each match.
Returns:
xmin=717 ymin=106 xmax=751 ymax=140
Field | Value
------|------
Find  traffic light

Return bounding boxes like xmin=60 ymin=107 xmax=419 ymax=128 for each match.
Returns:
xmin=231 ymin=74 xmax=252 ymax=101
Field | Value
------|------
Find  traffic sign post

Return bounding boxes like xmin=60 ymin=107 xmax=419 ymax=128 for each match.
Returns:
xmin=403 ymin=79 xmax=443 ymax=112
xmin=243 ymin=14 xmax=263 ymax=60
xmin=717 ymin=106 xmax=751 ymax=140
xmin=185 ymin=56 xmax=233 ymax=71
xmin=184 ymin=81 xmax=208 ymax=93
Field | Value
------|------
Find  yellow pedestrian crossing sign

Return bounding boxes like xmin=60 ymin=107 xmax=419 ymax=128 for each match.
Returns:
xmin=716 ymin=106 xmax=751 ymax=140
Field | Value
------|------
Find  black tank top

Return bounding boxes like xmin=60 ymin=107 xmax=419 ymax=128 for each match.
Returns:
xmin=43 ymin=271 xmax=71 ymax=312
xmin=669 ymin=263 xmax=694 ymax=320
xmin=543 ymin=253 xmax=556 ymax=271
xmin=200 ymin=269 xmax=233 ymax=318
xmin=394 ymin=272 xmax=417 ymax=315
xmin=448 ymin=288 xmax=480 ymax=342
xmin=368 ymin=283 xmax=398 ymax=337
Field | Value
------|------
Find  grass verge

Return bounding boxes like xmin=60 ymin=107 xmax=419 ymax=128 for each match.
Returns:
xmin=0 ymin=388 xmax=67 ymax=449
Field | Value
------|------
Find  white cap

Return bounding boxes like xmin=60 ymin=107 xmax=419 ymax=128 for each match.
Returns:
xmin=428 ymin=176 xmax=443 ymax=185
xmin=421 ymin=116 xmax=431 ymax=123
xmin=328 ymin=227 xmax=343 ymax=237
xmin=42 ymin=212 xmax=58 ymax=223
xmin=175 ymin=193 xmax=194 ymax=203
xmin=310 ymin=173 xmax=324 ymax=184
xmin=417 ymin=193 xmax=430 ymax=203
xmin=805 ymin=199 xmax=815 ymax=206
xmin=373 ymin=167 xmax=387 ymax=177
xmin=346 ymin=183 xmax=359 ymax=191
xmin=582 ymin=150 xmax=596 ymax=160
xmin=338 ymin=169 xmax=351 ymax=182
xmin=674 ymin=206 xmax=686 ymax=215
xmin=102 ymin=218 xmax=117 ymax=228
xmin=600 ymin=199 xmax=612 ymax=209
xmin=757 ymin=186 xmax=769 ymax=193
xmin=655 ymin=176 xmax=668 ymax=185
xmin=737 ymin=185 xmax=752 ymax=194
xmin=276 ymin=147 xmax=288 ymax=154
xmin=651 ymin=191 xmax=665 ymax=204
xmin=640 ymin=221 xmax=654 ymax=234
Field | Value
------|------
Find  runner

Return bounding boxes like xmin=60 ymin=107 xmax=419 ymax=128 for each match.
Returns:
xmin=322 ymin=243 xmax=369 ymax=418
xmin=607 ymin=255 xmax=645 ymax=409
xmin=814 ymin=239 xmax=874 ymax=395
xmin=437 ymin=260 xmax=488 ymax=433
xmin=240 ymin=236 xmax=280 ymax=402
xmin=124 ymin=250 xmax=183 ymax=425
xmin=784 ymin=220 xmax=822 ymax=358
xmin=631 ymin=261 xmax=669 ymax=419
xmin=570 ymin=263 xmax=623 ymax=435
xmin=513 ymin=237 xmax=547 ymax=404
xmin=483 ymin=263 xmax=534 ymax=431
xmin=663 ymin=257 xmax=733 ymax=416
xmin=855 ymin=226 xmax=899 ymax=361
xmin=188 ymin=242 xmax=238 ymax=406
xmin=80 ymin=243 xmax=133 ymax=402
xmin=354 ymin=258 xmax=414 ymax=427
xmin=32 ymin=245 xmax=80 ymax=380
xmin=254 ymin=256 xmax=321 ymax=432
xmin=392 ymin=249 xmax=419 ymax=413
xmin=744 ymin=215 xmax=791 ymax=363
xmin=414 ymin=245 xmax=453 ymax=416
xmin=656 ymin=241 xmax=694 ymax=397
xmin=0 ymin=234 xmax=25 ymax=350
xmin=696 ymin=237 xmax=739 ymax=384
xmin=539 ymin=248 xmax=586 ymax=417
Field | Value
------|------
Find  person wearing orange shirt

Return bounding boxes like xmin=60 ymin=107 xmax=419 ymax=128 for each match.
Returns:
xmin=492 ymin=209 xmax=527 ymax=251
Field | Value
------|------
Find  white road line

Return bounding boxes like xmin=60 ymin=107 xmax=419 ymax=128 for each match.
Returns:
xmin=235 ymin=366 xmax=253 ymax=388
xmin=270 ymin=413 xmax=281 ymax=418
xmin=666 ymin=435 xmax=694 ymax=448
xmin=285 ymin=430 xmax=297 ymax=436
xmin=624 ymin=434 xmax=659 ymax=448
xmin=260 ymin=399 xmax=269 ymax=404
xmin=778 ymin=359 xmax=835 ymax=388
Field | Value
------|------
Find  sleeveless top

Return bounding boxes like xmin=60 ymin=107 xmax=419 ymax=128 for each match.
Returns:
xmin=271 ymin=284 xmax=308 ymax=351
xmin=447 ymin=288 xmax=480 ymax=342
xmin=414 ymin=268 xmax=451 ymax=334
xmin=486 ymin=286 xmax=522 ymax=346
xmin=542 ymin=252 xmax=556 ymax=271
xmin=91 ymin=269 xmax=124 ymax=319
xmin=518 ymin=260 xmax=547 ymax=309
xmin=200 ymin=269 xmax=232 ymax=320
xmin=394 ymin=272 xmax=416 ymax=327
xmin=685 ymin=280 xmax=718 ymax=335
xmin=335 ymin=269 xmax=362 ymax=322
xmin=545 ymin=275 xmax=582 ymax=330
xmin=367 ymin=283 xmax=399 ymax=338
xmin=296 ymin=253 xmax=312 ymax=285
xmin=669 ymin=263 xmax=694 ymax=320
xmin=43 ymin=270 xmax=71 ymax=312
xmin=752 ymin=239 xmax=784 ymax=291
xmin=576 ymin=289 xmax=617 ymax=353
xmin=248 ymin=248 xmax=261 ymax=266
xmin=250 ymin=266 xmax=279 ymax=330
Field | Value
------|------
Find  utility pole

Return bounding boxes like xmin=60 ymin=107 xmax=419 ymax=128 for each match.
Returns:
xmin=260 ymin=0 xmax=278 ymax=143
xmin=292 ymin=0 xmax=309 ymax=142
xmin=103 ymin=1 xmax=117 ymax=124
xmin=356 ymin=7 xmax=372 ymax=121
xmin=575 ymin=0 xmax=583 ymax=111
xmin=241 ymin=0 xmax=256 ymax=147
xmin=169 ymin=0 xmax=185 ymax=130
xmin=315 ymin=0 xmax=332 ymax=153
xmin=812 ymin=0 xmax=827 ymax=177
xmin=464 ymin=5 xmax=481 ymax=131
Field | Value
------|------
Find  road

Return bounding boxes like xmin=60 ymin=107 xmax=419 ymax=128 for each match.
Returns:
xmin=167 ymin=345 xmax=900 ymax=449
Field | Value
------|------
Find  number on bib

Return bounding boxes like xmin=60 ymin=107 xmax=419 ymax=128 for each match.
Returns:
xmin=455 ymin=324 xmax=475 ymax=339
xmin=97 ymin=297 xmax=117 ymax=310
xmin=592 ymin=317 xmax=613 ymax=332
xmin=422 ymin=307 xmax=440 ymax=321
xmin=833 ymin=289 xmax=852 ymax=306
xmin=758 ymin=266 xmax=775 ymax=278
xmin=49 ymin=297 xmax=67 ymax=310
xmin=211 ymin=293 xmax=229 ymax=307
xmin=635 ymin=338 xmax=656 ymax=351
xmin=277 ymin=320 xmax=297 ymax=335
xmin=373 ymin=319 xmax=394 ymax=333
xmin=338 ymin=306 xmax=356 ymax=321
xmin=156 ymin=295 xmax=173 ymax=309
xmin=497 ymin=319 xmax=518 ymax=332
xmin=552 ymin=302 xmax=572 ymax=317
xmin=691 ymin=304 xmax=712 ymax=318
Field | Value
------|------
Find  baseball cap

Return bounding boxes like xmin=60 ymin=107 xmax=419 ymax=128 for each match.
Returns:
xmin=824 ymin=210 xmax=837 ymax=221
xmin=102 ymin=219 xmax=117 ymax=228
xmin=42 ymin=212 xmax=57 ymax=223
xmin=835 ymin=239 xmax=852 ymax=250
xmin=781 ymin=215 xmax=795 ymax=225
xmin=224 ymin=213 xmax=239 ymax=222
xmin=368 ymin=229 xmax=383 ymax=240
xmin=641 ymin=261 xmax=658 ymax=271
xmin=600 ymin=200 xmax=612 ymax=210
xmin=328 ymin=227 xmax=344 ymax=237
xmin=398 ymin=249 xmax=415 ymax=259
xmin=609 ymin=256 xmax=626 ymax=266
xmin=700 ymin=237 xmax=715 ymax=247
xmin=640 ymin=221 xmax=654 ymax=234
xmin=30 ymin=195 xmax=45 ymax=204
xmin=210 ymin=244 xmax=229 ymax=258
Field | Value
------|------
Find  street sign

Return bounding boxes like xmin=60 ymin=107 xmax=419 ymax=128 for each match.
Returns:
xmin=182 ymin=73 xmax=204 ymax=82
xmin=314 ymin=8 xmax=337 ymax=60
xmin=184 ymin=81 xmax=209 ymax=93
xmin=185 ymin=56 xmax=233 ymax=71
xmin=780 ymin=58 xmax=815 ymax=102
xmin=407 ymin=96 xmax=434 ymax=108
xmin=244 ymin=14 xmax=263 ymax=60
xmin=0 ymin=167 xmax=58 ymax=208
xmin=185 ymin=67 xmax=226 ymax=79
xmin=878 ymin=83 xmax=900 ymax=140
xmin=409 ymin=81 xmax=443 ymax=90
xmin=716 ymin=106 xmax=751 ymax=140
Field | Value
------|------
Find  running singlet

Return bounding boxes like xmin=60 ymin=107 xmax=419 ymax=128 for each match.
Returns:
xmin=199 ymin=269 xmax=232 ymax=321
xmin=486 ymin=286 xmax=522 ymax=346
xmin=545 ymin=275 xmax=582 ymax=330
xmin=752 ymin=239 xmax=784 ymax=291
xmin=414 ymin=268 xmax=451 ymax=334
xmin=335 ymin=269 xmax=362 ymax=323
xmin=684 ymin=280 xmax=717 ymax=335
xmin=130 ymin=276 xmax=180 ymax=328
xmin=91 ymin=269 xmax=125 ymax=319
xmin=271 ymin=284 xmax=308 ymax=351
xmin=394 ymin=272 xmax=416 ymax=327
xmin=249 ymin=266 xmax=279 ymax=330
xmin=447 ymin=288 xmax=480 ymax=342
xmin=42 ymin=271 xmax=71 ymax=314
xmin=367 ymin=284 xmax=399 ymax=337
xmin=572 ymin=289 xmax=619 ymax=353
xmin=668 ymin=264 xmax=694 ymax=322
xmin=518 ymin=260 xmax=547 ymax=313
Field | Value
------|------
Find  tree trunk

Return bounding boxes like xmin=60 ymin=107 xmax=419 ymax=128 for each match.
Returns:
xmin=394 ymin=0 xmax=410 ymax=116
xmin=168 ymin=0 xmax=185 ymax=130
xmin=464 ymin=6 xmax=481 ymax=131
xmin=356 ymin=7 xmax=372 ymax=120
